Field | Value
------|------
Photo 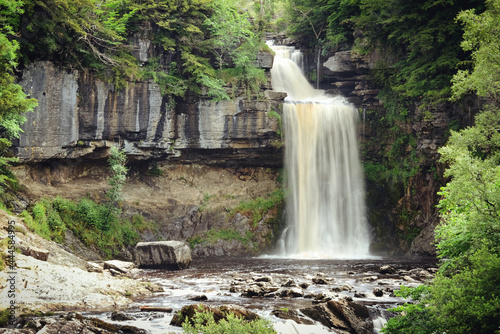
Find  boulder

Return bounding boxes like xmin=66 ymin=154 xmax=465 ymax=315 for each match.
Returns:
xmin=379 ymin=265 xmax=396 ymax=275
xmin=277 ymin=287 xmax=304 ymax=298
xmin=86 ymin=261 xmax=103 ymax=273
xmin=134 ymin=241 xmax=191 ymax=270
xmin=104 ymin=260 xmax=135 ymax=274
xmin=111 ymin=311 xmax=135 ymax=321
xmin=302 ymin=299 xmax=373 ymax=334
xmin=188 ymin=294 xmax=208 ymax=301
xmin=22 ymin=246 xmax=49 ymax=261
xmin=271 ymin=308 xmax=314 ymax=325
xmin=301 ymin=304 xmax=350 ymax=331
xmin=312 ymin=277 xmax=329 ymax=285
xmin=327 ymin=300 xmax=373 ymax=334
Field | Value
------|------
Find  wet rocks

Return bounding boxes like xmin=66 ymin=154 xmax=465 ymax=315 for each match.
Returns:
xmin=312 ymin=277 xmax=329 ymax=285
xmin=358 ymin=275 xmax=379 ymax=283
xmin=271 ymin=308 xmax=314 ymax=325
xmin=111 ymin=311 xmax=135 ymax=321
xmin=301 ymin=299 xmax=373 ymax=334
xmin=104 ymin=260 xmax=136 ymax=276
xmin=373 ymin=288 xmax=384 ymax=297
xmin=134 ymin=241 xmax=191 ymax=270
xmin=21 ymin=246 xmax=49 ymax=261
xmin=4 ymin=312 xmax=146 ymax=334
xmin=379 ymin=265 xmax=396 ymax=275
xmin=188 ymin=294 xmax=209 ymax=301
xmin=277 ymin=287 xmax=304 ymax=298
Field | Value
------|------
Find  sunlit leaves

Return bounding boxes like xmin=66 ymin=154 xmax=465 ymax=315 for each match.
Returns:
xmin=451 ymin=0 xmax=500 ymax=102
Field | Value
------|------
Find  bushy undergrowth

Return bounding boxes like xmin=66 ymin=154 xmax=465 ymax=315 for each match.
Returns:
xmin=182 ymin=309 xmax=276 ymax=334
xmin=21 ymin=197 xmax=155 ymax=258
xmin=230 ymin=188 xmax=284 ymax=226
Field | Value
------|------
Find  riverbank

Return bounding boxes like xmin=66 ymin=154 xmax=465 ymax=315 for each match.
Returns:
xmin=0 ymin=208 xmax=438 ymax=333
xmin=0 ymin=209 xmax=158 ymax=313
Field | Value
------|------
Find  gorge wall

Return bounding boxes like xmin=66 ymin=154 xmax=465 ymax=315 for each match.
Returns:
xmin=16 ymin=60 xmax=283 ymax=167
xmin=12 ymin=34 xmax=287 ymax=257
xmin=309 ymin=47 xmax=478 ymax=257
xmin=12 ymin=33 xmax=474 ymax=258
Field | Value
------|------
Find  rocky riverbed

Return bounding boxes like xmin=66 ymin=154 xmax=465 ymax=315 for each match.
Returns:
xmin=0 ymin=209 xmax=437 ymax=333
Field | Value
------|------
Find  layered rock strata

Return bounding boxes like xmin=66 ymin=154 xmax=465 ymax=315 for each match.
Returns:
xmin=16 ymin=61 xmax=283 ymax=167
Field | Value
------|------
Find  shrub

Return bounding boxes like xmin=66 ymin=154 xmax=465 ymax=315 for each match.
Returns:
xmin=182 ymin=309 xmax=276 ymax=334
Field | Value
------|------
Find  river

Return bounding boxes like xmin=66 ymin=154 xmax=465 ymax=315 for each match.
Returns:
xmin=89 ymin=256 xmax=437 ymax=333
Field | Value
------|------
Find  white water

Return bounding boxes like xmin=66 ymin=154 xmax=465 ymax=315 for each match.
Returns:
xmin=270 ymin=43 xmax=371 ymax=259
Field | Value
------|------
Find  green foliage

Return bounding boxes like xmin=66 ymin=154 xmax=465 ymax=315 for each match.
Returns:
xmin=451 ymin=0 xmax=500 ymax=102
xmin=106 ymin=146 xmax=128 ymax=206
xmin=382 ymin=285 xmax=438 ymax=334
xmin=0 ymin=308 xmax=10 ymax=327
xmin=230 ymin=188 xmax=284 ymax=226
xmin=16 ymin=0 xmax=139 ymax=87
xmin=29 ymin=199 xmax=66 ymax=243
xmin=362 ymin=90 xmax=420 ymax=192
xmin=384 ymin=3 xmax=500 ymax=332
xmin=188 ymin=228 xmax=254 ymax=250
xmin=182 ymin=309 xmax=276 ymax=334
xmin=286 ymin=0 xmax=360 ymax=50
xmin=356 ymin=0 xmax=484 ymax=104
xmin=266 ymin=109 xmax=282 ymax=136
xmin=430 ymin=247 xmax=500 ymax=334
xmin=0 ymin=2 xmax=38 ymax=197
xmin=205 ymin=228 xmax=254 ymax=245
xmin=23 ymin=196 xmax=153 ymax=258
xmin=146 ymin=165 xmax=163 ymax=177
xmin=436 ymin=105 xmax=500 ymax=263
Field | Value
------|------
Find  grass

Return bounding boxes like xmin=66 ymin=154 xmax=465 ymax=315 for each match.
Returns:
xmin=20 ymin=196 xmax=157 ymax=259
xmin=229 ymin=188 xmax=284 ymax=226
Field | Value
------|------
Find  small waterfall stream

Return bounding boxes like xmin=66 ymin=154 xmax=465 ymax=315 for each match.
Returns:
xmin=270 ymin=43 xmax=371 ymax=258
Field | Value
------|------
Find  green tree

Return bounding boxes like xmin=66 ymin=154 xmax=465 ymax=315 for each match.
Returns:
xmin=383 ymin=1 xmax=500 ymax=333
xmin=0 ymin=0 xmax=38 ymax=194
xmin=104 ymin=146 xmax=128 ymax=233
xmin=204 ymin=0 xmax=252 ymax=72
xmin=19 ymin=0 xmax=138 ymax=86
xmin=356 ymin=0 xmax=484 ymax=104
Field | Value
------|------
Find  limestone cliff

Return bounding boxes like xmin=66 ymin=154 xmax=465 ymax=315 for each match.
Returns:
xmin=16 ymin=61 xmax=283 ymax=167
xmin=12 ymin=44 xmax=285 ymax=257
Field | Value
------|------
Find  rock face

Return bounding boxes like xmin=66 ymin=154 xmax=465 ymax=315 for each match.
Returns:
xmin=134 ymin=241 xmax=192 ymax=269
xmin=300 ymin=299 xmax=373 ymax=334
xmin=16 ymin=61 xmax=283 ymax=167
xmin=4 ymin=312 xmax=147 ymax=334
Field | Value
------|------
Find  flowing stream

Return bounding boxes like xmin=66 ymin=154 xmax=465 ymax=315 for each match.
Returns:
xmin=270 ymin=43 xmax=370 ymax=258
xmin=89 ymin=257 xmax=436 ymax=333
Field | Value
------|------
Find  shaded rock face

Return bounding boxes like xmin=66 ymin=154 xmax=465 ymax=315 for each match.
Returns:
xmin=135 ymin=241 xmax=192 ymax=269
xmin=4 ymin=312 xmax=147 ymax=334
xmin=16 ymin=61 xmax=283 ymax=167
xmin=300 ymin=299 xmax=373 ymax=334
xmin=322 ymin=50 xmax=380 ymax=108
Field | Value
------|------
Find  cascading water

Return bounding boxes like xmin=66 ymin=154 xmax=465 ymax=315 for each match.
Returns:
xmin=270 ymin=43 xmax=371 ymax=258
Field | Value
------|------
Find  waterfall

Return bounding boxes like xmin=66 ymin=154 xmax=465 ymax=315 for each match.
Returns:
xmin=270 ymin=43 xmax=371 ymax=258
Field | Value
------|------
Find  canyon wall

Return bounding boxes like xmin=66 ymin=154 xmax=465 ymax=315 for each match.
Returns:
xmin=13 ymin=35 xmax=476 ymax=258
xmin=16 ymin=60 xmax=283 ymax=167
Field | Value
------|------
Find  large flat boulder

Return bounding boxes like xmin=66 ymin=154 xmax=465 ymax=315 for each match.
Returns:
xmin=134 ymin=241 xmax=191 ymax=270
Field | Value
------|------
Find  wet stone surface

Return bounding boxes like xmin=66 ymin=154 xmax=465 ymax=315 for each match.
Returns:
xmin=85 ymin=256 xmax=437 ymax=333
